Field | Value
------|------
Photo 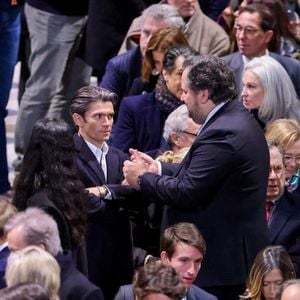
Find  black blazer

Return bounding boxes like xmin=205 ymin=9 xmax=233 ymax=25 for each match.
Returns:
xmin=269 ymin=190 xmax=300 ymax=276
xmin=139 ymin=100 xmax=270 ymax=287
xmin=114 ymin=284 xmax=218 ymax=300
xmin=74 ymin=134 xmax=134 ymax=300
xmin=57 ymin=251 xmax=104 ymax=300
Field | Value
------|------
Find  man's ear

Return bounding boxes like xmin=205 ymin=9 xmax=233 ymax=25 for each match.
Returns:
xmin=198 ymin=89 xmax=209 ymax=104
xmin=264 ymin=30 xmax=274 ymax=44
xmin=160 ymin=251 xmax=170 ymax=263
xmin=72 ymin=113 xmax=84 ymax=127
xmin=170 ymin=132 xmax=180 ymax=147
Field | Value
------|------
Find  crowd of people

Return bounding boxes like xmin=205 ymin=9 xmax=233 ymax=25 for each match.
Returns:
xmin=1 ymin=0 xmax=300 ymax=299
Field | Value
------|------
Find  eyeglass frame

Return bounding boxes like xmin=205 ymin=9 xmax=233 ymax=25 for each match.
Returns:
xmin=284 ymin=154 xmax=300 ymax=165
xmin=233 ymin=24 xmax=263 ymax=36
xmin=178 ymin=130 xmax=198 ymax=137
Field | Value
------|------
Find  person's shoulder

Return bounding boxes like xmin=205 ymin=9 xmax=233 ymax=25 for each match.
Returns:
xmin=108 ymin=47 xmax=140 ymax=67
xmin=114 ymin=284 xmax=134 ymax=299
xmin=270 ymin=52 xmax=300 ymax=68
xmin=188 ymin=285 xmax=218 ymax=300
xmin=222 ymin=51 xmax=241 ymax=63
xmin=121 ymin=91 xmax=156 ymax=109
xmin=108 ymin=146 xmax=128 ymax=159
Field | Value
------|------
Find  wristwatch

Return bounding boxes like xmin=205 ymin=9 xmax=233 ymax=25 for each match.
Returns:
xmin=98 ymin=185 xmax=109 ymax=198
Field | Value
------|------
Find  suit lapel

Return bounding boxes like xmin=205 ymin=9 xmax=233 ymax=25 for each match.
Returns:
xmin=269 ymin=193 xmax=293 ymax=242
xmin=106 ymin=149 xmax=120 ymax=183
xmin=74 ymin=134 xmax=106 ymax=183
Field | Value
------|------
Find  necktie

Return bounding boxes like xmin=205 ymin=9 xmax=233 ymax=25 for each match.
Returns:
xmin=265 ymin=201 xmax=274 ymax=222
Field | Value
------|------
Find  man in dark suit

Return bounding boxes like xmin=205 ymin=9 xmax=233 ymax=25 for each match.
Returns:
xmin=115 ymin=222 xmax=217 ymax=300
xmin=266 ymin=140 xmax=300 ymax=277
xmin=4 ymin=207 xmax=104 ymax=300
xmin=123 ymin=55 xmax=270 ymax=300
xmin=71 ymin=86 xmax=135 ymax=300
xmin=222 ymin=3 xmax=300 ymax=98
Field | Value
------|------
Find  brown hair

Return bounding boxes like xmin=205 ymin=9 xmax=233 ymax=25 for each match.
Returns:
xmin=142 ymin=27 xmax=188 ymax=82
xmin=160 ymin=222 xmax=206 ymax=258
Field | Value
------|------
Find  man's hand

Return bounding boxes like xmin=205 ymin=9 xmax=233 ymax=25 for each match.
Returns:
xmin=123 ymin=159 xmax=148 ymax=189
xmin=129 ymin=148 xmax=159 ymax=174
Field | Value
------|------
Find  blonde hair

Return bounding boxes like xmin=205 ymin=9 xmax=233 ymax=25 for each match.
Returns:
xmin=240 ymin=246 xmax=295 ymax=299
xmin=5 ymin=246 xmax=60 ymax=300
xmin=0 ymin=200 xmax=17 ymax=238
xmin=156 ymin=148 xmax=190 ymax=163
xmin=265 ymin=119 xmax=300 ymax=150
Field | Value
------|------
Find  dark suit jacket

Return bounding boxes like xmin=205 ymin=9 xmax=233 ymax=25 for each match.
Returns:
xmin=0 ymin=245 xmax=9 ymax=288
xmin=114 ymin=284 xmax=217 ymax=300
xmin=222 ymin=51 xmax=300 ymax=98
xmin=139 ymin=100 xmax=270 ymax=287
xmin=100 ymin=46 xmax=142 ymax=103
xmin=74 ymin=134 xmax=134 ymax=300
xmin=57 ymin=251 xmax=104 ymax=300
xmin=269 ymin=190 xmax=300 ymax=276
xmin=111 ymin=91 xmax=167 ymax=153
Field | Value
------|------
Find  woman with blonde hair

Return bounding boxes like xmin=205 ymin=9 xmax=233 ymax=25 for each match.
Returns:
xmin=240 ymin=245 xmax=295 ymax=300
xmin=5 ymin=246 xmax=60 ymax=300
xmin=265 ymin=119 xmax=300 ymax=193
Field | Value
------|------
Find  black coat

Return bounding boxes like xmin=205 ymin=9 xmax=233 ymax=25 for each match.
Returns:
xmin=139 ymin=100 xmax=271 ymax=287
xmin=74 ymin=134 xmax=134 ymax=300
xmin=83 ymin=0 xmax=145 ymax=78
xmin=57 ymin=251 xmax=104 ymax=300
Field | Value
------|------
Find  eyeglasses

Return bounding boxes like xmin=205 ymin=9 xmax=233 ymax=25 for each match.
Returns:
xmin=269 ymin=165 xmax=284 ymax=176
xmin=181 ymin=130 xmax=198 ymax=137
xmin=284 ymin=155 xmax=300 ymax=165
xmin=233 ymin=24 xmax=262 ymax=36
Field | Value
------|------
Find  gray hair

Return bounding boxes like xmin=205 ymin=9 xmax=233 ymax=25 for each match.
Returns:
xmin=142 ymin=4 xmax=185 ymax=30
xmin=4 ymin=208 xmax=62 ymax=256
xmin=244 ymin=56 xmax=300 ymax=124
xmin=267 ymin=139 xmax=285 ymax=164
xmin=163 ymin=104 xmax=190 ymax=144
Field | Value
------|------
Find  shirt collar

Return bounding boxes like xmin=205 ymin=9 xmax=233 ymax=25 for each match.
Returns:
xmin=242 ymin=49 xmax=269 ymax=65
xmin=0 ymin=242 xmax=8 ymax=252
xmin=80 ymin=134 xmax=109 ymax=157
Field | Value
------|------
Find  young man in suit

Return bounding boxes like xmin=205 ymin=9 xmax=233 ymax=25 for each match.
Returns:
xmin=123 ymin=55 xmax=270 ymax=300
xmin=266 ymin=140 xmax=300 ymax=277
xmin=115 ymin=222 xmax=217 ymax=300
xmin=71 ymin=86 xmax=135 ymax=300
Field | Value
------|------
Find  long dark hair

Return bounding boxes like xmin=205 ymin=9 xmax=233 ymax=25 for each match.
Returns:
xmin=13 ymin=118 xmax=86 ymax=246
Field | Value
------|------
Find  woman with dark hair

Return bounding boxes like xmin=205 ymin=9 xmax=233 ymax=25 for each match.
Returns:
xmin=13 ymin=118 xmax=87 ymax=271
xmin=240 ymin=245 xmax=296 ymax=300
xmin=111 ymin=45 xmax=198 ymax=153
xmin=129 ymin=27 xmax=189 ymax=95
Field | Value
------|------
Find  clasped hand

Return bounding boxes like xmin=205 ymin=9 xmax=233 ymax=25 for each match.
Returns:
xmin=122 ymin=148 xmax=158 ymax=188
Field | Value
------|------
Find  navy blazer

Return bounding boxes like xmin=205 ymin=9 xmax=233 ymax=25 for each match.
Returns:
xmin=0 ymin=245 xmax=9 ymax=288
xmin=269 ymin=190 xmax=300 ymax=276
xmin=100 ymin=46 xmax=142 ymax=102
xmin=139 ymin=100 xmax=270 ymax=287
xmin=114 ymin=284 xmax=217 ymax=300
xmin=222 ymin=51 xmax=300 ymax=98
xmin=74 ymin=134 xmax=134 ymax=300
xmin=111 ymin=91 xmax=167 ymax=153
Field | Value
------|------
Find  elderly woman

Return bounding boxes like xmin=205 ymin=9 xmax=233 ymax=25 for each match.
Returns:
xmin=129 ymin=27 xmax=189 ymax=96
xmin=156 ymin=104 xmax=200 ymax=163
xmin=5 ymin=246 xmax=61 ymax=300
xmin=111 ymin=45 xmax=198 ymax=153
xmin=242 ymin=56 xmax=300 ymax=127
xmin=240 ymin=245 xmax=296 ymax=300
xmin=265 ymin=119 xmax=300 ymax=193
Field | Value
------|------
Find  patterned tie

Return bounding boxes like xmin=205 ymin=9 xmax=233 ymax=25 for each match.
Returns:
xmin=265 ymin=201 xmax=274 ymax=222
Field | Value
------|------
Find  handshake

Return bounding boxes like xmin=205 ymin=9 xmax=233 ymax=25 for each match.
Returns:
xmin=122 ymin=148 xmax=159 ymax=188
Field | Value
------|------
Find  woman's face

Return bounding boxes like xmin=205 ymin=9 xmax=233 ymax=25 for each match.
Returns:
xmin=162 ymin=55 xmax=185 ymax=100
xmin=152 ymin=50 xmax=164 ymax=72
xmin=242 ymin=70 xmax=264 ymax=111
xmin=262 ymin=268 xmax=284 ymax=300
xmin=284 ymin=139 xmax=300 ymax=179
